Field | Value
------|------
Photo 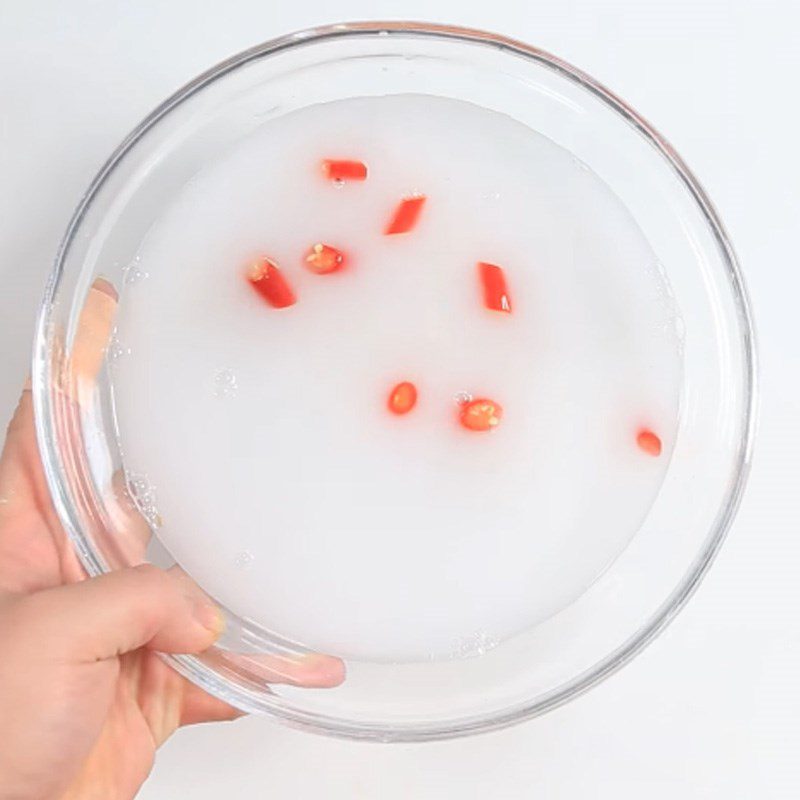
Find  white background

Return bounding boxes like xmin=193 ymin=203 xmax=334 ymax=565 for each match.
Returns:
xmin=1 ymin=1 xmax=798 ymax=797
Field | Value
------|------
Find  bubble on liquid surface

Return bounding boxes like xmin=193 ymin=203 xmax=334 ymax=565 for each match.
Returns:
xmin=213 ymin=369 xmax=238 ymax=398
xmin=451 ymin=630 xmax=498 ymax=659
xmin=108 ymin=335 xmax=130 ymax=362
xmin=124 ymin=267 xmax=149 ymax=285
xmin=234 ymin=550 xmax=254 ymax=569
xmin=454 ymin=391 xmax=473 ymax=406
xmin=126 ymin=472 xmax=162 ymax=529
xmin=123 ymin=256 xmax=148 ymax=286
xmin=128 ymin=474 xmax=148 ymax=495
xmin=654 ymin=261 xmax=676 ymax=299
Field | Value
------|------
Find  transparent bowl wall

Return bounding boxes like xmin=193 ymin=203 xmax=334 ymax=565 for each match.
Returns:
xmin=34 ymin=23 xmax=755 ymax=741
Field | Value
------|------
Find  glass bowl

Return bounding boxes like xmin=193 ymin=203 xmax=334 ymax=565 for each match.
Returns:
xmin=32 ymin=22 xmax=756 ymax=741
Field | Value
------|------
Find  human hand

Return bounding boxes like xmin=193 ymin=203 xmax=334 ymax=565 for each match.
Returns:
xmin=0 ymin=280 xmax=344 ymax=799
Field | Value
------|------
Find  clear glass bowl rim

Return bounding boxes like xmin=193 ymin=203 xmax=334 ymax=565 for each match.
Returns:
xmin=32 ymin=21 xmax=757 ymax=742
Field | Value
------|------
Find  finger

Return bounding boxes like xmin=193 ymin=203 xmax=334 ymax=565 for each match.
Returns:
xmin=0 ymin=378 xmax=85 ymax=593
xmin=164 ymin=566 xmax=346 ymax=687
xmin=104 ymin=468 xmax=153 ymax=563
xmin=0 ymin=277 xmax=120 ymax=553
xmin=0 ymin=379 xmax=71 ymax=575
xmin=2 ymin=278 xmax=117 ymax=477
xmin=124 ymin=649 xmax=245 ymax=741
xmin=179 ymin=681 xmax=247 ymax=727
xmin=1 ymin=380 xmax=39 ymax=486
xmin=0 ymin=379 xmax=35 ymax=495
xmin=68 ymin=278 xmax=118 ymax=402
xmin=14 ymin=563 xmax=224 ymax=662
xmin=3 ymin=376 xmax=33 ymax=443
xmin=205 ymin=646 xmax=346 ymax=688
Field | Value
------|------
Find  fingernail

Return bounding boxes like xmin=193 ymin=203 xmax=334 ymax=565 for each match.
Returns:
xmin=299 ymin=653 xmax=347 ymax=685
xmin=191 ymin=599 xmax=225 ymax=639
xmin=92 ymin=277 xmax=119 ymax=301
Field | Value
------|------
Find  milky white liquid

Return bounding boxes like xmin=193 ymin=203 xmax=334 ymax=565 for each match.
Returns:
xmin=111 ymin=94 xmax=682 ymax=663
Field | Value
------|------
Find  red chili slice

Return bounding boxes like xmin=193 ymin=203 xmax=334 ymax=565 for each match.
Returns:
xmin=246 ymin=257 xmax=296 ymax=308
xmin=322 ymin=159 xmax=368 ymax=182
xmin=384 ymin=195 xmax=427 ymax=235
xmin=478 ymin=262 xmax=512 ymax=313
xmin=459 ymin=398 xmax=503 ymax=432
xmin=636 ymin=429 xmax=662 ymax=456
xmin=305 ymin=243 xmax=346 ymax=274
xmin=388 ymin=381 xmax=418 ymax=415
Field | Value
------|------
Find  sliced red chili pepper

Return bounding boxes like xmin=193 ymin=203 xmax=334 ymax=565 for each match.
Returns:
xmin=384 ymin=195 xmax=427 ymax=235
xmin=478 ymin=262 xmax=512 ymax=313
xmin=459 ymin=398 xmax=503 ymax=432
xmin=636 ymin=429 xmax=662 ymax=456
xmin=305 ymin=243 xmax=346 ymax=274
xmin=388 ymin=381 xmax=418 ymax=415
xmin=321 ymin=159 xmax=368 ymax=182
xmin=246 ymin=257 xmax=296 ymax=309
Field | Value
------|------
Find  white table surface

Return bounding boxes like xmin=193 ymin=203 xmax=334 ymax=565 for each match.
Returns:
xmin=1 ymin=1 xmax=798 ymax=797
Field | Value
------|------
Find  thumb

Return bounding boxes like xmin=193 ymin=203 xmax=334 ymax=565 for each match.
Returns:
xmin=13 ymin=564 xmax=224 ymax=662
